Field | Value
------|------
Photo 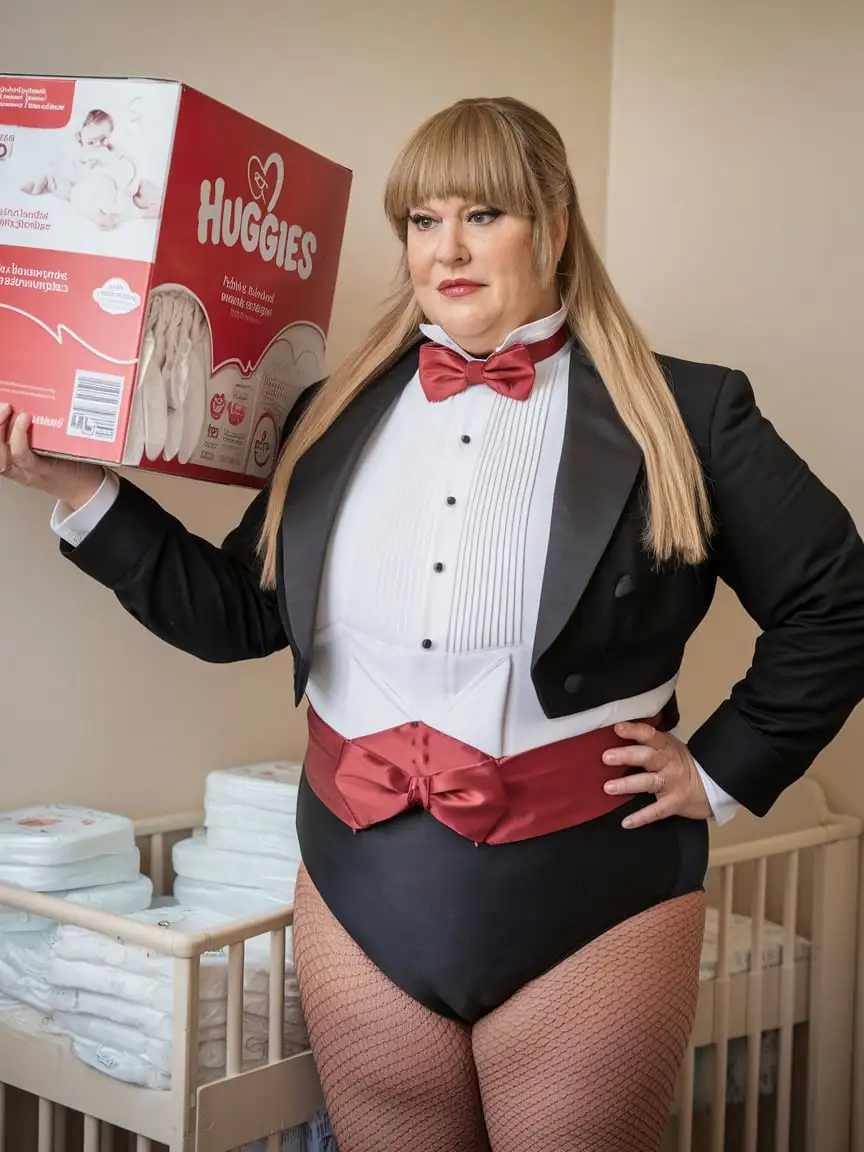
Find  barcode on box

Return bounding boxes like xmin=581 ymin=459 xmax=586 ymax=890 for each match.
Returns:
xmin=67 ymin=369 xmax=125 ymax=442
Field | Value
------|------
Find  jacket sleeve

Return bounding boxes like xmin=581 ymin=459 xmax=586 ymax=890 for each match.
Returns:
xmin=59 ymin=389 xmax=318 ymax=664
xmin=687 ymin=368 xmax=864 ymax=815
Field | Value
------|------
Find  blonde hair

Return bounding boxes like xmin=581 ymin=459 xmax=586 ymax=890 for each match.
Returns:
xmin=258 ymin=96 xmax=712 ymax=586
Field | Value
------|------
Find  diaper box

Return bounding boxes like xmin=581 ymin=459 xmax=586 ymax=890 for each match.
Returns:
xmin=0 ymin=75 xmax=352 ymax=486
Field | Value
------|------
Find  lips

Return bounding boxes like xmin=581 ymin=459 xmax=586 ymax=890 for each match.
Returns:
xmin=438 ymin=279 xmax=483 ymax=298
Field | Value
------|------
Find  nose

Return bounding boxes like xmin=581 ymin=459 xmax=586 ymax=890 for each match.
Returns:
xmin=434 ymin=219 xmax=469 ymax=267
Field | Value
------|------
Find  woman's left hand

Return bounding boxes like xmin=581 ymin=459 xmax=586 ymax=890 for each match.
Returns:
xmin=602 ymin=722 xmax=714 ymax=828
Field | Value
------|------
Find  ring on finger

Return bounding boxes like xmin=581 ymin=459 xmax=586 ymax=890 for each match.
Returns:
xmin=652 ymin=770 xmax=666 ymax=794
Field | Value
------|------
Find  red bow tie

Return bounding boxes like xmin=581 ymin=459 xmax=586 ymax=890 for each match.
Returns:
xmin=418 ymin=325 xmax=570 ymax=404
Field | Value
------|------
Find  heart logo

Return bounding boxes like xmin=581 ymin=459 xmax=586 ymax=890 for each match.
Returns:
xmin=247 ymin=152 xmax=284 ymax=213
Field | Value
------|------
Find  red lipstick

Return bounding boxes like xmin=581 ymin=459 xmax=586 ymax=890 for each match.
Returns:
xmin=438 ymin=279 xmax=482 ymax=298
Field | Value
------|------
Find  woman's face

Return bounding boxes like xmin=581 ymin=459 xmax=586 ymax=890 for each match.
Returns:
xmin=406 ymin=197 xmax=564 ymax=356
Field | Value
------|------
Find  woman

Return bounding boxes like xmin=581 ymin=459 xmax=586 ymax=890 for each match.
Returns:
xmin=3 ymin=96 xmax=864 ymax=1150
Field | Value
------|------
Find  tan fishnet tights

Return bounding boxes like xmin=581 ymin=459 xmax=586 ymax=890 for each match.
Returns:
xmin=473 ymin=890 xmax=706 ymax=1150
xmin=292 ymin=867 xmax=489 ymax=1152
xmin=293 ymin=867 xmax=704 ymax=1152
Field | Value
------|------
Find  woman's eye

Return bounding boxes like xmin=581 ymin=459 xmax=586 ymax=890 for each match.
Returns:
xmin=468 ymin=209 xmax=503 ymax=225
xmin=409 ymin=214 xmax=436 ymax=231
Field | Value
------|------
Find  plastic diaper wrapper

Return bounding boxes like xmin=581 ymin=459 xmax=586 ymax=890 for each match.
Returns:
xmin=174 ymin=877 xmax=295 ymax=918
xmin=173 ymin=836 xmax=302 ymax=889
xmin=0 ymin=805 xmax=135 ymax=864
xmin=0 ymin=873 xmax=152 ymax=932
xmin=0 ymin=849 xmax=140 ymax=892
xmin=205 ymin=763 xmax=302 ymax=814
xmin=48 ymin=904 xmax=300 ymax=995
xmin=206 ymin=824 xmax=302 ymax=861
xmin=0 ymin=75 xmax=351 ymax=489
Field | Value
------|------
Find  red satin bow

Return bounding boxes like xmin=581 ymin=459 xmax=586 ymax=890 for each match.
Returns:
xmin=418 ymin=325 xmax=570 ymax=403
xmin=336 ymin=753 xmax=509 ymax=845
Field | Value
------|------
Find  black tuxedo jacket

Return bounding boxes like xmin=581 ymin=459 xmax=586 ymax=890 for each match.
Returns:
xmin=64 ymin=340 xmax=864 ymax=817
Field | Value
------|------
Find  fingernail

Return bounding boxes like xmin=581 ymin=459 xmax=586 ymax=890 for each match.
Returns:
xmin=622 ymin=817 xmax=634 ymax=829
xmin=0 ymin=402 xmax=8 ymax=417
xmin=604 ymin=782 xmax=616 ymax=793
xmin=603 ymin=751 xmax=617 ymax=764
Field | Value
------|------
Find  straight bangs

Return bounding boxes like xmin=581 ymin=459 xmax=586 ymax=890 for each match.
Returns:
xmin=384 ymin=102 xmax=537 ymax=238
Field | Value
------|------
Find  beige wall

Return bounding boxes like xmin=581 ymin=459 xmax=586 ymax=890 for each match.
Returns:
xmin=606 ymin=0 xmax=864 ymax=817
xmin=0 ymin=0 xmax=615 ymax=815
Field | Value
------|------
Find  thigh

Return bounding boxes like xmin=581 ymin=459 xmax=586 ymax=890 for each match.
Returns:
xmin=472 ymin=891 xmax=706 ymax=1152
xmin=292 ymin=866 xmax=489 ymax=1152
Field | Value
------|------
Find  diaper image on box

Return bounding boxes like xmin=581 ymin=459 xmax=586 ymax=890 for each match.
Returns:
xmin=19 ymin=105 xmax=163 ymax=233
xmin=123 ymin=286 xmax=326 ymax=477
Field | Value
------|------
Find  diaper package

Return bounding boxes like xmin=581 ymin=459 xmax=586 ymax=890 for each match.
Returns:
xmin=173 ymin=836 xmax=301 ymax=890
xmin=0 ymin=76 xmax=351 ymax=487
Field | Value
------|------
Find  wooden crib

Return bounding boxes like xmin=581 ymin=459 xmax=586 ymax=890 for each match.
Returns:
xmin=0 ymin=777 xmax=861 ymax=1152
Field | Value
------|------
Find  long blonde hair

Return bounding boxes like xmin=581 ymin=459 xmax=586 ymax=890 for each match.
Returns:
xmin=258 ymin=96 xmax=712 ymax=587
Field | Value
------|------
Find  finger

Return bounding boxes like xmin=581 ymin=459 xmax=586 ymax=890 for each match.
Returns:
xmin=0 ymin=403 xmax=11 ymax=474
xmin=614 ymin=721 xmax=668 ymax=749
xmin=8 ymin=411 xmax=35 ymax=470
xmin=603 ymin=744 xmax=664 ymax=770
xmin=622 ymin=795 xmax=680 ymax=829
xmin=605 ymin=770 xmax=666 ymax=796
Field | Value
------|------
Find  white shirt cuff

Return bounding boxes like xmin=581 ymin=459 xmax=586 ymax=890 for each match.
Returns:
xmin=51 ymin=470 xmax=120 ymax=547
xmin=693 ymin=761 xmax=740 ymax=824
xmin=669 ymin=725 xmax=740 ymax=824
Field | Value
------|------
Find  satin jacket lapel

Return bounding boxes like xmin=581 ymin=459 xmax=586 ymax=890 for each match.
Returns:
xmin=531 ymin=343 xmax=644 ymax=667
xmin=281 ymin=346 xmax=422 ymax=698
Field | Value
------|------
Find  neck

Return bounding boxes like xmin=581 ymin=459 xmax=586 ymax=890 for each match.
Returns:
xmin=452 ymin=297 xmax=564 ymax=358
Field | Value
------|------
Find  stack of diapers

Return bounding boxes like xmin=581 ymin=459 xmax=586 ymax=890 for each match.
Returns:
xmin=173 ymin=763 xmax=302 ymax=917
xmin=23 ymin=905 xmax=308 ymax=1090
xmin=242 ymin=1109 xmax=337 ymax=1152
xmin=0 ymin=805 xmax=152 ymax=1008
xmin=125 ymin=288 xmax=212 ymax=467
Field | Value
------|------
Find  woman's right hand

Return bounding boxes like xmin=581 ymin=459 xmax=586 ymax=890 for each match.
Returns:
xmin=0 ymin=403 xmax=105 ymax=510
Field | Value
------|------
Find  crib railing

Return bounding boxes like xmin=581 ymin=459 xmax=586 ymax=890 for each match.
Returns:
xmin=0 ymin=793 xmax=861 ymax=1152
xmin=0 ymin=811 xmax=323 ymax=1152
xmin=672 ymin=799 xmax=861 ymax=1152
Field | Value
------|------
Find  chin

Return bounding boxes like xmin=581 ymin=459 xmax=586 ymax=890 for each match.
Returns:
xmin=426 ymin=299 xmax=495 ymax=341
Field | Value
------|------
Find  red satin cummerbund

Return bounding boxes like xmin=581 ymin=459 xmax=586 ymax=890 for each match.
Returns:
xmin=304 ymin=707 xmax=669 ymax=846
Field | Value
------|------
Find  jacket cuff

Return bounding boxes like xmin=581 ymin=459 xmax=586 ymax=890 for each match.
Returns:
xmin=687 ymin=699 xmax=789 ymax=817
xmin=59 ymin=477 xmax=176 ymax=588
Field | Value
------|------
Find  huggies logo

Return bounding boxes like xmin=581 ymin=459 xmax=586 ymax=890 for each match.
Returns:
xmin=197 ymin=151 xmax=317 ymax=280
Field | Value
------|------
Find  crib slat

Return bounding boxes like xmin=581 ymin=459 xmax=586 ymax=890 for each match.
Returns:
xmin=53 ymin=1104 xmax=66 ymax=1152
xmin=149 ymin=833 xmax=165 ymax=897
xmin=170 ymin=955 xmax=201 ymax=1148
xmin=775 ymin=850 xmax=799 ymax=1152
xmin=38 ymin=1098 xmax=53 ymax=1152
xmin=710 ymin=864 xmax=734 ymax=1152
xmin=83 ymin=1116 xmax=99 ymax=1152
xmin=134 ymin=1136 xmax=152 ymax=1152
xmin=676 ymin=1040 xmax=695 ymax=1152
xmin=269 ymin=927 xmax=286 ymax=1064
xmin=266 ymin=1136 xmax=280 ymax=1152
xmin=0 ymin=1081 xmax=5 ymax=1152
xmin=744 ymin=857 xmax=768 ymax=1152
xmin=100 ymin=1123 xmax=113 ymax=1152
xmin=227 ymin=941 xmax=245 ymax=1077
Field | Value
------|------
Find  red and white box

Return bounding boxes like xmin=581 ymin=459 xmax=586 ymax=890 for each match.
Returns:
xmin=0 ymin=76 xmax=351 ymax=486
